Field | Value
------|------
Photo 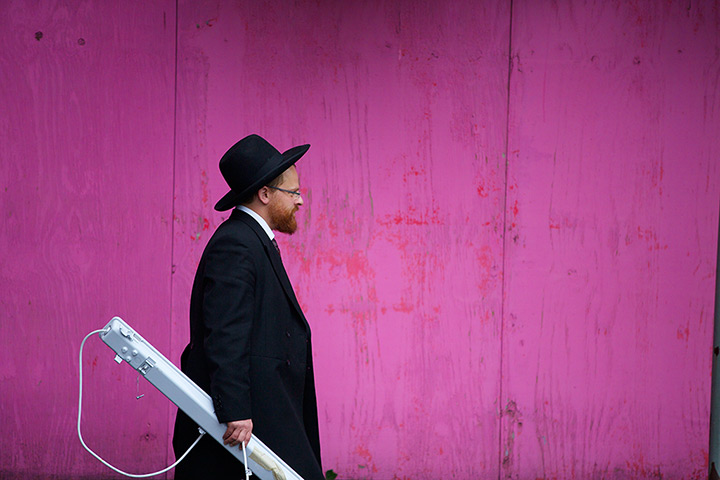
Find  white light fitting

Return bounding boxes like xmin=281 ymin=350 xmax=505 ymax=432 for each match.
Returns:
xmin=100 ymin=316 xmax=303 ymax=480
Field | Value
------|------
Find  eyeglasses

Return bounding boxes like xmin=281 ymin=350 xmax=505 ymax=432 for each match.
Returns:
xmin=267 ymin=186 xmax=302 ymax=197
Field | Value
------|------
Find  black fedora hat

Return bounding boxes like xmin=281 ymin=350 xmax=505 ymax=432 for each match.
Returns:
xmin=214 ymin=134 xmax=309 ymax=211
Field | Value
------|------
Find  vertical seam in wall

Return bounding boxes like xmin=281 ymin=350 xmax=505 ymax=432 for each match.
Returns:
xmin=498 ymin=0 xmax=514 ymax=477
xmin=167 ymin=0 xmax=179 ymax=472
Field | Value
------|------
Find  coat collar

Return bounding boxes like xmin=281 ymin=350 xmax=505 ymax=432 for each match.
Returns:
xmin=230 ymin=210 xmax=310 ymax=332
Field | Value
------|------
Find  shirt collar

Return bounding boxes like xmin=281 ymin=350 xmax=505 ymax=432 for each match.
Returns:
xmin=236 ymin=205 xmax=275 ymax=240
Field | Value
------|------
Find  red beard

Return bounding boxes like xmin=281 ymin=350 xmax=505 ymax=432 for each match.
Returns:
xmin=269 ymin=201 xmax=298 ymax=234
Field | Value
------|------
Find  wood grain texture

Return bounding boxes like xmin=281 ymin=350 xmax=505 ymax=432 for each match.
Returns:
xmin=171 ymin=1 xmax=509 ymax=478
xmin=0 ymin=0 xmax=718 ymax=479
xmin=0 ymin=0 xmax=176 ymax=478
xmin=502 ymin=1 xmax=720 ymax=478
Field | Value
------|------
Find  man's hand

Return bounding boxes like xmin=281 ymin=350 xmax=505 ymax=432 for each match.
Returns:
xmin=222 ymin=419 xmax=253 ymax=448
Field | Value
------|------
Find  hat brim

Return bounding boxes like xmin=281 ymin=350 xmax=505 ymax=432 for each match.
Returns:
xmin=214 ymin=143 xmax=309 ymax=211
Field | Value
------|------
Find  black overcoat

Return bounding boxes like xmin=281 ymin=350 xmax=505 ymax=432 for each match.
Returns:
xmin=173 ymin=209 xmax=322 ymax=479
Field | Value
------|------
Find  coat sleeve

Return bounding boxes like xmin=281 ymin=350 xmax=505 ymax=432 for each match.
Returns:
xmin=201 ymin=236 xmax=256 ymax=423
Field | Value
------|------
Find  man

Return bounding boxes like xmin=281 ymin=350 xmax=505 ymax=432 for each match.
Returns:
xmin=173 ymin=134 xmax=323 ymax=479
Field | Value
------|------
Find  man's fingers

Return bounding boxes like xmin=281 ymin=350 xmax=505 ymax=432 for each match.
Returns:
xmin=222 ymin=420 xmax=253 ymax=447
xmin=230 ymin=430 xmax=251 ymax=448
xmin=223 ymin=427 xmax=238 ymax=445
xmin=230 ymin=431 xmax=248 ymax=447
xmin=223 ymin=430 xmax=246 ymax=446
xmin=222 ymin=424 xmax=235 ymax=443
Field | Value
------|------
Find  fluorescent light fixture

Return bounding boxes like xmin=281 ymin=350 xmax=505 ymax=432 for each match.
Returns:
xmin=100 ymin=316 xmax=304 ymax=480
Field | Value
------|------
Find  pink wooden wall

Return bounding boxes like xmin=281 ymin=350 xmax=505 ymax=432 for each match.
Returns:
xmin=1 ymin=1 xmax=718 ymax=479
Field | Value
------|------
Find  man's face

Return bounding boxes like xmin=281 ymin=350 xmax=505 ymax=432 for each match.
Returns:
xmin=268 ymin=165 xmax=303 ymax=234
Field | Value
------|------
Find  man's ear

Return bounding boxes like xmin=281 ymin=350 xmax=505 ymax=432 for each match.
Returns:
xmin=257 ymin=186 xmax=271 ymax=205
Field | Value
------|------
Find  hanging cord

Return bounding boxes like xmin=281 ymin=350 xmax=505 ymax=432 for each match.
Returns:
xmin=243 ymin=441 xmax=252 ymax=479
xmin=77 ymin=329 xmax=205 ymax=478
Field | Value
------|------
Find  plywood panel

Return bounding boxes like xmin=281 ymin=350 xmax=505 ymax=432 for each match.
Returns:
xmin=0 ymin=1 xmax=176 ymax=477
xmin=172 ymin=1 xmax=509 ymax=478
xmin=502 ymin=1 xmax=720 ymax=478
xmin=1 ymin=1 xmax=717 ymax=478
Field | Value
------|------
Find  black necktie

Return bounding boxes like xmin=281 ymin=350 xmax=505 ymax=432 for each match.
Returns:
xmin=271 ymin=238 xmax=281 ymax=257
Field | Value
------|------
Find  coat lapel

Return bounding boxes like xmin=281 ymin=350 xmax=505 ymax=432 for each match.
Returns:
xmin=232 ymin=210 xmax=310 ymax=331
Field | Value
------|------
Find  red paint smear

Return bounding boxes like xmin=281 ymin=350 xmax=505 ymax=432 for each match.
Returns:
xmin=311 ymin=248 xmax=374 ymax=282
xmin=346 ymin=251 xmax=371 ymax=279
xmin=636 ymin=226 xmax=655 ymax=240
xmin=625 ymin=453 xmax=663 ymax=478
xmin=351 ymin=310 xmax=371 ymax=356
xmin=393 ymin=299 xmax=414 ymax=313
xmin=403 ymin=165 xmax=424 ymax=182
xmin=677 ymin=325 xmax=690 ymax=340
xmin=366 ymin=287 xmax=378 ymax=303
xmin=353 ymin=444 xmax=378 ymax=473
xmin=476 ymin=245 xmax=492 ymax=268
xmin=200 ymin=170 xmax=209 ymax=205
xmin=378 ymin=205 xmax=442 ymax=226
xmin=636 ymin=225 xmax=667 ymax=251
xmin=475 ymin=172 xmax=501 ymax=199
xmin=548 ymin=216 xmax=579 ymax=231
xmin=310 ymin=212 xmax=339 ymax=239
xmin=477 ymin=184 xmax=489 ymax=198
xmin=474 ymin=246 xmax=496 ymax=294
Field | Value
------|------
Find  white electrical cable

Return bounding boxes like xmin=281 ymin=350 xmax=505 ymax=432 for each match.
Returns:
xmin=243 ymin=441 xmax=252 ymax=479
xmin=77 ymin=329 xmax=205 ymax=478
